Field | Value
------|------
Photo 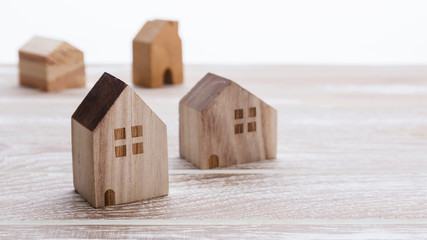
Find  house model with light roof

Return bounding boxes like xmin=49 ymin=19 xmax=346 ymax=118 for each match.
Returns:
xmin=18 ymin=36 xmax=85 ymax=91
xmin=132 ymin=20 xmax=183 ymax=88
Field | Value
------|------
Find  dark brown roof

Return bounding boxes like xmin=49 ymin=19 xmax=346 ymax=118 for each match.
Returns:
xmin=72 ymin=72 xmax=127 ymax=131
xmin=179 ymin=73 xmax=232 ymax=111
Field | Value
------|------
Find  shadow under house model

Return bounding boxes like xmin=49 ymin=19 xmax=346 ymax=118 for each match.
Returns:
xmin=179 ymin=73 xmax=277 ymax=169
xmin=71 ymin=73 xmax=168 ymax=208
xmin=18 ymin=36 xmax=85 ymax=91
xmin=132 ymin=20 xmax=183 ymax=88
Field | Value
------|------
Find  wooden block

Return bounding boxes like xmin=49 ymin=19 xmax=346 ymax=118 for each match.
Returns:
xmin=71 ymin=72 xmax=168 ymax=208
xmin=132 ymin=20 xmax=183 ymax=88
xmin=18 ymin=36 xmax=86 ymax=91
xmin=179 ymin=73 xmax=277 ymax=169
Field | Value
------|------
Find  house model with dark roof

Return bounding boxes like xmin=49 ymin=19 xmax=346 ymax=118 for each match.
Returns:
xmin=132 ymin=19 xmax=183 ymax=88
xmin=179 ymin=73 xmax=277 ymax=169
xmin=71 ymin=72 xmax=168 ymax=208
xmin=18 ymin=36 xmax=86 ymax=91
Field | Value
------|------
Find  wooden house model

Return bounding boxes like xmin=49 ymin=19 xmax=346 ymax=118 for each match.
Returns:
xmin=71 ymin=72 xmax=168 ymax=208
xmin=179 ymin=73 xmax=277 ymax=169
xmin=18 ymin=36 xmax=86 ymax=91
xmin=132 ymin=20 xmax=183 ymax=88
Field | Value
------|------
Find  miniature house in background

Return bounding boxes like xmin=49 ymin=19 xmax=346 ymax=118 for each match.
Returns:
xmin=71 ymin=72 xmax=168 ymax=208
xmin=18 ymin=36 xmax=86 ymax=91
xmin=179 ymin=73 xmax=277 ymax=169
xmin=133 ymin=20 xmax=183 ymax=88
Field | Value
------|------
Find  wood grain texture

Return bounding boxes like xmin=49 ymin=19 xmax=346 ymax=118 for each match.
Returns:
xmin=1 ymin=172 xmax=427 ymax=220
xmin=72 ymin=73 xmax=127 ymax=131
xmin=1 ymin=65 xmax=427 ymax=238
xmin=179 ymin=73 xmax=277 ymax=169
xmin=72 ymin=73 xmax=168 ymax=207
xmin=1 ymin=225 xmax=427 ymax=239
xmin=132 ymin=20 xmax=183 ymax=88
xmin=18 ymin=36 xmax=86 ymax=91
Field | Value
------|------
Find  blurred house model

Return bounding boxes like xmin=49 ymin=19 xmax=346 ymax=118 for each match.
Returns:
xmin=133 ymin=20 xmax=183 ymax=88
xmin=18 ymin=36 xmax=85 ymax=91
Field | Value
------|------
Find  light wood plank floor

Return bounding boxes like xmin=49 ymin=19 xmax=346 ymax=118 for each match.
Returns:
xmin=1 ymin=65 xmax=427 ymax=239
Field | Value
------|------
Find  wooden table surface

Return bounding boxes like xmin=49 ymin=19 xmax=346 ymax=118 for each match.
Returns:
xmin=1 ymin=65 xmax=427 ymax=239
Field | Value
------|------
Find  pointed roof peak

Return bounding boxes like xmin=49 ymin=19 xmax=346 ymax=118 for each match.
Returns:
xmin=180 ymin=73 xmax=233 ymax=111
xmin=72 ymin=73 xmax=128 ymax=131
xmin=19 ymin=36 xmax=66 ymax=57
xmin=133 ymin=19 xmax=179 ymax=43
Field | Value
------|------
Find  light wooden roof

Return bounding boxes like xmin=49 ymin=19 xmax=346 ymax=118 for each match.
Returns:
xmin=133 ymin=20 xmax=178 ymax=43
xmin=19 ymin=36 xmax=66 ymax=57
xmin=19 ymin=36 xmax=83 ymax=65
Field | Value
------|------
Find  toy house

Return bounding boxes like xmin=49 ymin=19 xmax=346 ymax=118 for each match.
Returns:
xmin=18 ymin=36 xmax=85 ymax=91
xmin=179 ymin=73 xmax=277 ymax=169
xmin=132 ymin=20 xmax=183 ymax=88
xmin=71 ymin=72 xmax=168 ymax=208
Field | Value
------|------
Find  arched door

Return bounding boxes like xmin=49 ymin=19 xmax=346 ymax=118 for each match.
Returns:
xmin=209 ymin=155 xmax=219 ymax=169
xmin=163 ymin=68 xmax=173 ymax=84
xmin=104 ymin=189 xmax=116 ymax=206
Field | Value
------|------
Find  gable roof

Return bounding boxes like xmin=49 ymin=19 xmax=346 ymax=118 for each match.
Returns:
xmin=180 ymin=73 xmax=232 ymax=111
xmin=133 ymin=20 xmax=178 ymax=43
xmin=72 ymin=72 xmax=127 ymax=131
xmin=19 ymin=36 xmax=64 ymax=57
xmin=19 ymin=36 xmax=82 ymax=64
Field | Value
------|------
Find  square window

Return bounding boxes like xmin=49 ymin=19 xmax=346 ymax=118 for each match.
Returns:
xmin=234 ymin=123 xmax=244 ymax=134
xmin=234 ymin=109 xmax=243 ymax=119
xmin=132 ymin=142 xmax=143 ymax=155
xmin=114 ymin=128 xmax=126 ymax=140
xmin=131 ymin=125 xmax=143 ymax=138
xmin=115 ymin=145 xmax=126 ymax=157
xmin=249 ymin=107 xmax=256 ymax=117
xmin=248 ymin=122 xmax=256 ymax=132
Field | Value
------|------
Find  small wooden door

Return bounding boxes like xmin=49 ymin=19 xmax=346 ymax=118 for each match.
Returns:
xmin=164 ymin=68 xmax=173 ymax=84
xmin=208 ymin=155 xmax=219 ymax=169
xmin=104 ymin=189 xmax=115 ymax=206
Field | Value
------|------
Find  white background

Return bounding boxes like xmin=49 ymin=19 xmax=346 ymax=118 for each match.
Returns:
xmin=1 ymin=0 xmax=427 ymax=65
